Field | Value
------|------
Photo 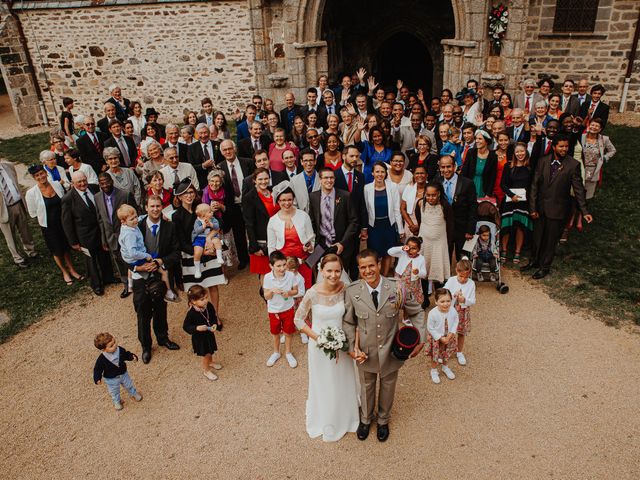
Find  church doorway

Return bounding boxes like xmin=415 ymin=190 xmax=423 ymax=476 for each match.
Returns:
xmin=321 ymin=0 xmax=455 ymax=97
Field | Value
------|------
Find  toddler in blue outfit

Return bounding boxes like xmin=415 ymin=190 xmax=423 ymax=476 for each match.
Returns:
xmin=439 ymin=126 xmax=463 ymax=167
xmin=117 ymin=204 xmax=178 ymax=302
xmin=192 ymin=203 xmax=223 ymax=279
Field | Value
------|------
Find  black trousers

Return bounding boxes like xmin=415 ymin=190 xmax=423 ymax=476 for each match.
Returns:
xmin=86 ymin=246 xmax=116 ymax=289
xmin=449 ymin=234 xmax=466 ymax=262
xmin=533 ymin=215 xmax=565 ymax=270
xmin=228 ymin=203 xmax=249 ymax=264
xmin=111 ymin=249 xmax=130 ymax=284
xmin=132 ymin=278 xmax=169 ymax=350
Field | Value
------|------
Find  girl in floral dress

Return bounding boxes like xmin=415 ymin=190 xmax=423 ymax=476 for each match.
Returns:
xmin=444 ymin=258 xmax=476 ymax=367
xmin=426 ymin=288 xmax=459 ymax=384
xmin=387 ymin=237 xmax=427 ymax=306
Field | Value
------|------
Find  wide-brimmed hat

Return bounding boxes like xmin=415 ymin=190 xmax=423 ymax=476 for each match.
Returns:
xmin=272 ymin=180 xmax=293 ymax=205
xmin=455 ymin=87 xmax=478 ymax=102
xmin=27 ymin=164 xmax=44 ymax=175
xmin=173 ymin=178 xmax=193 ymax=196
xmin=145 ymin=107 xmax=160 ymax=118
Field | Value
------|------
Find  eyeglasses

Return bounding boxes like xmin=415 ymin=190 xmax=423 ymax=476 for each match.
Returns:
xmin=306 ymin=135 xmax=318 ymax=139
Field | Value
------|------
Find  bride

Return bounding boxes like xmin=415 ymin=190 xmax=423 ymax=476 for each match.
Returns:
xmin=294 ymin=254 xmax=360 ymax=442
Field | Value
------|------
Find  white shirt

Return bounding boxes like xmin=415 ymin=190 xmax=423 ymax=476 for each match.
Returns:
xmin=388 ymin=247 xmax=427 ymax=280
xmin=200 ymin=141 xmax=214 ymax=160
xmin=226 ymin=159 xmax=244 ymax=203
xmin=365 ymin=278 xmax=382 ymax=299
xmin=264 ymin=270 xmax=296 ymax=313
xmin=444 ymin=275 xmax=476 ymax=308
xmin=427 ymin=306 xmax=459 ymax=341
xmin=160 ymin=163 xmax=199 ymax=190
xmin=69 ymin=163 xmax=99 ymax=185
xmin=285 ymin=168 xmax=297 ymax=179
xmin=76 ymin=187 xmax=95 ymax=207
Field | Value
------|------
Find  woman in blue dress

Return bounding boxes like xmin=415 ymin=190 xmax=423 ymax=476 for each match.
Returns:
xmin=360 ymin=126 xmax=393 ymax=184
xmin=362 ymin=161 xmax=403 ymax=276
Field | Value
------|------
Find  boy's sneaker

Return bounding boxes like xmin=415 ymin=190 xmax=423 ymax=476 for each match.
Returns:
xmin=300 ymin=333 xmax=309 ymax=344
xmin=114 ymin=401 xmax=123 ymax=410
xmin=477 ymin=272 xmax=484 ymax=282
xmin=280 ymin=334 xmax=285 ymax=344
xmin=210 ymin=362 xmax=222 ymax=370
xmin=442 ymin=365 xmax=456 ymax=380
xmin=286 ymin=352 xmax=298 ymax=368
xmin=430 ymin=368 xmax=441 ymax=384
xmin=194 ymin=266 xmax=202 ymax=279
xmin=165 ymin=290 xmax=180 ymax=303
xmin=489 ymin=273 xmax=497 ymax=282
xmin=456 ymin=351 xmax=467 ymax=366
xmin=266 ymin=352 xmax=281 ymax=367
xmin=132 ymin=393 xmax=143 ymax=402
xmin=204 ymin=370 xmax=218 ymax=381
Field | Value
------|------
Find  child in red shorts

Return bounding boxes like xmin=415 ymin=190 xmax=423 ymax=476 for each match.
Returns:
xmin=263 ymin=250 xmax=299 ymax=368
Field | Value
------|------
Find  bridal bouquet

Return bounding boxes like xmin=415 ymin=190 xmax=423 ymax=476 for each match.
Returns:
xmin=316 ymin=326 xmax=349 ymax=360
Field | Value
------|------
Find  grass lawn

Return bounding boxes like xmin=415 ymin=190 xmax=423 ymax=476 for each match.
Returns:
xmin=537 ymin=124 xmax=640 ymax=325
xmin=0 ymin=124 xmax=638 ymax=343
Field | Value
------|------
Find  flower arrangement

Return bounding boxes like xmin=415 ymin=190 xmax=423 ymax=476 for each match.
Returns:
xmin=316 ymin=326 xmax=349 ymax=361
xmin=488 ymin=3 xmax=509 ymax=54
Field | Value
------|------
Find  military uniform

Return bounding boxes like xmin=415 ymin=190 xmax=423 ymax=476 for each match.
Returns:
xmin=343 ymin=276 xmax=425 ymax=426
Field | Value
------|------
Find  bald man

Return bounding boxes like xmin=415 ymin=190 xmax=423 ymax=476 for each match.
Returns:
xmin=279 ymin=92 xmax=303 ymax=134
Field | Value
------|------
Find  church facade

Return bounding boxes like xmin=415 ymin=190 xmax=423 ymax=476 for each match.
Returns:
xmin=0 ymin=0 xmax=638 ymax=127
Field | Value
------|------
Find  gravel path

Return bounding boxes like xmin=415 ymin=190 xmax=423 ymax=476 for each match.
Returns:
xmin=1 ymin=268 xmax=639 ymax=478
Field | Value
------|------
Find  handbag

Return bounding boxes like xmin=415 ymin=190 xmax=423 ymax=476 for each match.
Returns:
xmin=145 ymin=273 xmax=167 ymax=301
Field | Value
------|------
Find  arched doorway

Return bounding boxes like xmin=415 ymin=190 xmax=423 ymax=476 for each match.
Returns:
xmin=374 ymin=32 xmax=433 ymax=96
xmin=321 ymin=0 xmax=455 ymax=97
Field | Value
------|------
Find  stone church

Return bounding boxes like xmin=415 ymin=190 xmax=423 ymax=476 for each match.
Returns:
xmin=0 ymin=0 xmax=638 ymax=127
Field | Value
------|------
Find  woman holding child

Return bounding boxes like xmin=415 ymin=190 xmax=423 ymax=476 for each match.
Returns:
xmin=294 ymin=253 xmax=359 ymax=442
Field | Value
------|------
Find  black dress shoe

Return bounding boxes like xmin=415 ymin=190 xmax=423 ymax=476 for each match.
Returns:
xmin=532 ymin=269 xmax=549 ymax=280
xmin=377 ymin=424 xmax=390 ymax=442
xmin=142 ymin=350 xmax=151 ymax=364
xmin=15 ymin=262 xmax=28 ymax=269
xmin=356 ymin=422 xmax=370 ymax=440
xmin=93 ymin=287 xmax=104 ymax=296
xmin=520 ymin=262 xmax=538 ymax=272
xmin=120 ymin=286 xmax=131 ymax=299
xmin=160 ymin=340 xmax=180 ymax=350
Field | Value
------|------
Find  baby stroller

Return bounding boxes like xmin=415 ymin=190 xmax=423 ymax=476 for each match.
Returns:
xmin=463 ymin=199 xmax=509 ymax=294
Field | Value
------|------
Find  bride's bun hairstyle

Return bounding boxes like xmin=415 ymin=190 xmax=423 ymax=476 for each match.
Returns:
xmin=320 ymin=253 xmax=342 ymax=270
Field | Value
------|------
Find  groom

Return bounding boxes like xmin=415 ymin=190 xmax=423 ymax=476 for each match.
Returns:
xmin=343 ymin=249 xmax=425 ymax=442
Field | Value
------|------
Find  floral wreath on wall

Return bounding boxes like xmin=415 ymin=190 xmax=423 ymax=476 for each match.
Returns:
xmin=488 ymin=3 xmax=509 ymax=55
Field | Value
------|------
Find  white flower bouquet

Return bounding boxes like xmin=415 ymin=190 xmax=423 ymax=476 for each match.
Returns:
xmin=316 ymin=326 xmax=349 ymax=361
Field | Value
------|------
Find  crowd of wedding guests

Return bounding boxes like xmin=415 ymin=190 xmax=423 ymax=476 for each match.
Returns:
xmin=0 ymin=72 xmax=615 ymax=379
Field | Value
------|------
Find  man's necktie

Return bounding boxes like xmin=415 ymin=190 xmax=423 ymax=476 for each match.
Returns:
xmin=289 ymin=171 xmax=295 ymax=179
xmin=118 ymin=137 xmax=130 ymax=166
xmin=445 ymin=181 xmax=453 ymax=204
xmin=231 ymin=165 xmax=241 ymax=197
xmin=173 ymin=169 xmax=180 ymax=187
xmin=544 ymin=140 xmax=551 ymax=155
xmin=550 ymin=160 xmax=561 ymax=181
xmin=462 ymin=144 xmax=469 ymax=163
xmin=525 ymin=96 xmax=530 ymax=112
xmin=253 ymin=139 xmax=259 ymax=151
xmin=320 ymin=195 xmax=334 ymax=244
xmin=92 ymin=134 xmax=101 ymax=153
xmin=371 ymin=290 xmax=379 ymax=309
xmin=347 ymin=171 xmax=353 ymax=192
xmin=105 ymin=195 xmax=113 ymax=224
xmin=0 ymin=170 xmax=18 ymax=205
xmin=203 ymin=144 xmax=210 ymax=161
xmin=84 ymin=192 xmax=96 ymax=214
xmin=151 ymin=224 xmax=158 ymax=237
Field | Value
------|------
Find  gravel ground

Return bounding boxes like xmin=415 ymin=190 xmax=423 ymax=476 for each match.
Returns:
xmin=1 ymin=268 xmax=639 ymax=479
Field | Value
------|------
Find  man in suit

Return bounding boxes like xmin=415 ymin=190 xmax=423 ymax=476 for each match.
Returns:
xmin=320 ymin=89 xmax=341 ymax=124
xmin=529 ymin=119 xmax=560 ymax=173
xmin=97 ymin=102 xmax=118 ymax=134
xmin=61 ymin=171 xmax=116 ymax=295
xmin=281 ymin=149 xmax=302 ymax=181
xmin=513 ymin=78 xmax=544 ymax=115
xmin=0 ymin=160 xmax=37 ymax=267
xmin=353 ymin=93 xmax=375 ymax=120
xmin=104 ymin=120 xmax=137 ymax=168
xmin=238 ymin=121 xmax=268 ymax=159
xmin=560 ymin=79 xmax=580 ymax=116
xmin=94 ymin=173 xmax=136 ymax=298
xmin=77 ymin=117 xmax=109 ymax=175
xmin=187 ymin=123 xmax=219 ymax=188
xmin=393 ymin=112 xmax=437 ymax=156
xmin=524 ymin=136 xmax=592 ymax=279
xmin=105 ymin=84 xmax=130 ymax=122
xmin=235 ymin=104 xmax=257 ymax=144
xmin=197 ymin=97 xmax=215 ymax=126
xmin=217 ymin=139 xmax=252 ymax=268
xmin=261 ymin=112 xmax=280 ymax=146
xmin=578 ymin=84 xmax=610 ymax=131
xmin=299 ymin=88 xmax=327 ymax=127
xmin=506 ymin=108 xmax=530 ymax=144
xmin=162 ymin=124 xmax=188 ymax=163
xmin=333 ymin=68 xmax=367 ymax=107
xmin=483 ymin=84 xmax=505 ymax=116
xmin=279 ymin=92 xmax=303 ymax=134
xmin=437 ymin=155 xmax=477 ymax=260
xmin=290 ymin=149 xmax=320 ymax=214
xmin=343 ymin=249 xmax=425 ymax=442
xmin=241 ymin=150 xmax=287 ymax=196
xmin=309 ymin=167 xmax=358 ymax=273
xmin=132 ymin=194 xmax=181 ymax=363
xmin=575 ymin=79 xmax=592 ymax=109
xmin=160 ymin=147 xmax=199 ymax=191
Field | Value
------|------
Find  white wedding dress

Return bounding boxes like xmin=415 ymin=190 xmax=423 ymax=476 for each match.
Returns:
xmin=294 ymin=286 xmax=360 ymax=442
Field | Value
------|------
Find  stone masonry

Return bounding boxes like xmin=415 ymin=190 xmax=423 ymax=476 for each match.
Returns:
xmin=13 ymin=1 xmax=257 ymax=124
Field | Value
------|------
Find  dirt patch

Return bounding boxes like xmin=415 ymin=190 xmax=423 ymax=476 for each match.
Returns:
xmin=1 ymin=269 xmax=640 ymax=478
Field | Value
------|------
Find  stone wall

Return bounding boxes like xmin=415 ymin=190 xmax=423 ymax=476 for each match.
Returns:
xmin=15 ymin=0 xmax=257 ymax=124
xmin=522 ymin=0 xmax=639 ymax=112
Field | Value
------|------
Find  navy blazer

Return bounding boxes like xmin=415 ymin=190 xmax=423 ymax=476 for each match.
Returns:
xmin=93 ymin=346 xmax=136 ymax=383
xmin=334 ymin=167 xmax=367 ymax=228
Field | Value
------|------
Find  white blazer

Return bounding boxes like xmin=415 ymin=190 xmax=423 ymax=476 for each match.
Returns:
xmin=427 ymin=306 xmax=459 ymax=341
xmin=267 ymin=208 xmax=315 ymax=253
xmin=289 ymin=172 xmax=321 ymax=213
xmin=25 ymin=181 xmax=65 ymax=227
xmin=364 ymin=180 xmax=403 ymax=232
